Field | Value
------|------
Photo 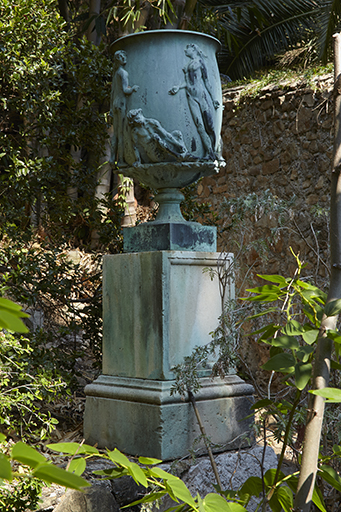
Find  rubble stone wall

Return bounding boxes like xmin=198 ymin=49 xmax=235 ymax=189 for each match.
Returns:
xmin=199 ymin=73 xmax=334 ymax=288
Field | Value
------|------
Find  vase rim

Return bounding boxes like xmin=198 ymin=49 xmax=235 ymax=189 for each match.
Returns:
xmin=111 ymin=29 xmax=221 ymax=52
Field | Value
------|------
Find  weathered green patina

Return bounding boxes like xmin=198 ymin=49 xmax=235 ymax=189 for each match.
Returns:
xmin=110 ymin=30 xmax=225 ymax=252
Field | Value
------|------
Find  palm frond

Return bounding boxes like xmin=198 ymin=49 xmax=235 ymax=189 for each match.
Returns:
xmin=317 ymin=0 xmax=341 ymax=63
xmin=193 ymin=0 xmax=321 ymax=78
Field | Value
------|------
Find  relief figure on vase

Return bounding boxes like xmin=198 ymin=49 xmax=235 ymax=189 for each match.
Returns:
xmin=126 ymin=108 xmax=190 ymax=165
xmin=110 ymin=50 xmax=139 ymax=167
xmin=169 ymin=43 xmax=220 ymax=160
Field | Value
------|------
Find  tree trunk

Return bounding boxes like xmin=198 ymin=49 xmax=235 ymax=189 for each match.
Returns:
xmin=178 ymin=0 xmax=198 ymax=29
xmin=134 ymin=4 xmax=152 ymax=31
xmin=294 ymin=32 xmax=341 ymax=512
xmin=163 ymin=0 xmax=198 ymax=29
xmin=164 ymin=0 xmax=186 ymax=28
xmin=67 ymin=145 xmax=81 ymax=202
xmin=57 ymin=0 xmax=70 ymax=25
xmin=91 ymin=127 xmax=113 ymax=248
xmin=87 ymin=0 xmax=102 ymax=45
xmin=30 ymin=128 xmax=49 ymax=228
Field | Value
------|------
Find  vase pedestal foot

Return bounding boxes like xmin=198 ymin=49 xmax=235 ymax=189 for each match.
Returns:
xmin=123 ymin=222 xmax=217 ymax=253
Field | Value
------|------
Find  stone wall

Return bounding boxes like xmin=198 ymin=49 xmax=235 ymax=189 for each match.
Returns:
xmin=198 ymin=73 xmax=334 ymax=288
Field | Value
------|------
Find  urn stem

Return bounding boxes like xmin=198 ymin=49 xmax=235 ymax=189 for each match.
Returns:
xmin=153 ymin=188 xmax=185 ymax=224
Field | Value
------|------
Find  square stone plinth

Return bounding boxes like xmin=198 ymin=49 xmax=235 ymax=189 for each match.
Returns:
xmin=102 ymin=251 xmax=234 ymax=380
xmin=84 ymin=375 xmax=254 ymax=460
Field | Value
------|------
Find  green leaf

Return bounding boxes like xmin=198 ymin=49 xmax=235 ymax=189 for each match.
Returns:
xmin=264 ymin=468 xmax=285 ymax=487
xmin=325 ymin=299 xmax=341 ymax=317
xmin=331 ymin=360 xmax=341 ymax=371
xmin=268 ymin=493 xmax=282 ymax=512
xmin=257 ymin=274 xmax=289 ymax=287
xmin=310 ymin=387 xmax=341 ymax=402
xmin=93 ymin=467 xmax=127 ymax=478
xmin=270 ymin=345 xmax=284 ymax=358
xmin=127 ymin=462 xmax=148 ymax=488
xmin=303 ymin=303 xmax=324 ymax=326
xmin=296 ymin=346 xmax=314 ymax=362
xmin=138 ymin=456 xmax=162 ymax=465
xmin=312 ymin=484 xmax=327 ymax=512
xmin=280 ymin=399 xmax=294 ymax=410
xmin=275 ymin=486 xmax=293 ymax=512
xmin=326 ymin=330 xmax=341 ymax=344
xmin=203 ymin=493 xmax=228 ymax=512
xmin=262 ymin=353 xmax=295 ymax=373
xmin=245 ymin=307 xmax=278 ymax=321
xmin=0 ymin=309 xmax=29 ymax=333
xmin=250 ymin=398 xmax=273 ymax=410
xmin=225 ymin=505 xmax=247 ymax=512
xmin=295 ymin=362 xmax=312 ymax=390
xmin=296 ymin=280 xmax=321 ymax=291
xmin=166 ymin=477 xmax=197 ymax=507
xmin=246 ymin=284 xmax=282 ymax=294
xmin=198 ymin=493 xmax=206 ymax=512
xmin=333 ymin=444 xmax=341 ymax=455
xmin=0 ymin=433 xmax=6 ymax=443
xmin=298 ymin=281 xmax=327 ymax=299
xmin=0 ymin=453 xmax=12 ymax=480
xmin=263 ymin=468 xmax=275 ymax=487
xmin=239 ymin=476 xmax=262 ymax=501
xmin=47 ymin=442 xmax=99 ymax=455
xmin=107 ymin=450 xmax=148 ymax=488
xmin=271 ymin=336 xmax=299 ymax=350
xmin=12 ymin=441 xmax=46 ymax=468
xmin=124 ymin=491 xmax=167 ymax=508
xmin=282 ymin=320 xmax=305 ymax=336
xmin=203 ymin=493 xmax=245 ymax=512
xmin=270 ymin=401 xmax=293 ymax=414
xmin=148 ymin=467 xmax=178 ymax=480
xmin=68 ymin=457 xmax=86 ymax=476
xmin=250 ymin=324 xmax=280 ymax=340
xmin=108 ymin=448 xmax=131 ymax=467
xmin=245 ymin=293 xmax=280 ymax=303
xmin=33 ymin=463 xmax=90 ymax=489
xmin=0 ymin=298 xmax=29 ymax=333
xmin=0 ymin=298 xmax=26 ymax=312
xmin=215 ymin=488 xmax=238 ymax=500
xmin=319 ymin=465 xmax=341 ymax=493
xmin=302 ymin=328 xmax=319 ymax=345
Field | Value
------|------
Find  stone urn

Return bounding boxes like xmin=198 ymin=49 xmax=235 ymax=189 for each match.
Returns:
xmin=110 ymin=30 xmax=225 ymax=251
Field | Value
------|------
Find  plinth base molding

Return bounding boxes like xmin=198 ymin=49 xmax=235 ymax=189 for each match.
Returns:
xmin=84 ymin=375 xmax=254 ymax=460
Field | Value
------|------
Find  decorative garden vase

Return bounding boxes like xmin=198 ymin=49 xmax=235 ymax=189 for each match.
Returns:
xmin=110 ymin=30 xmax=224 ymax=251
xmin=83 ymin=32 xmax=255 ymax=459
